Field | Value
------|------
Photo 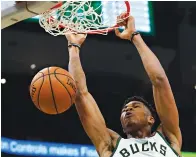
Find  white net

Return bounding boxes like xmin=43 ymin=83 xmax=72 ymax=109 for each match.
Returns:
xmin=39 ymin=1 xmax=129 ymax=36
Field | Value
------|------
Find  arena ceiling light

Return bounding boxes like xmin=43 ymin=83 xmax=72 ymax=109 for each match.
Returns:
xmin=1 ymin=78 xmax=7 ymax=84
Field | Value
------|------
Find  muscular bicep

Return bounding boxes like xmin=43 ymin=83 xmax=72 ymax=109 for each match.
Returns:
xmin=153 ymin=78 xmax=182 ymax=147
xmin=75 ymin=92 xmax=112 ymax=156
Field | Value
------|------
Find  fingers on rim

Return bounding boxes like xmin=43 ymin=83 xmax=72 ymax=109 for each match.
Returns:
xmin=119 ymin=12 xmax=129 ymax=19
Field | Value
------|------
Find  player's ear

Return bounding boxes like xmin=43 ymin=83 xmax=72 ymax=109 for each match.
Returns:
xmin=148 ymin=115 xmax=155 ymax=126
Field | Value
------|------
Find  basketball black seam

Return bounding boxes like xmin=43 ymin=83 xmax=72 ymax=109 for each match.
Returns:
xmin=37 ymin=72 xmax=44 ymax=111
xmin=32 ymin=73 xmax=75 ymax=85
xmin=54 ymin=67 xmax=61 ymax=72
xmin=54 ymin=68 xmax=73 ymax=106
xmin=48 ymin=67 xmax=59 ymax=114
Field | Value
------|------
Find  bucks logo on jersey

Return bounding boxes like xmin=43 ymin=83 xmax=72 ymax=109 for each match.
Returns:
xmin=111 ymin=132 xmax=180 ymax=157
xmin=119 ymin=141 xmax=167 ymax=156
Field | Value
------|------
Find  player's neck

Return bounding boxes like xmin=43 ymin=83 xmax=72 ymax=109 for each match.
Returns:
xmin=126 ymin=127 xmax=151 ymax=139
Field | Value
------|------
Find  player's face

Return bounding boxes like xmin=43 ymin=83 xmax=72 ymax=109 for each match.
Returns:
xmin=120 ymin=101 xmax=153 ymax=133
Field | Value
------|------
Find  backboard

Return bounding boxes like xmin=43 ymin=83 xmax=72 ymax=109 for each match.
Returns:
xmin=1 ymin=1 xmax=58 ymax=29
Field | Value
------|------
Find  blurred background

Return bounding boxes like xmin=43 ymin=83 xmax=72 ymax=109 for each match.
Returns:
xmin=1 ymin=1 xmax=196 ymax=157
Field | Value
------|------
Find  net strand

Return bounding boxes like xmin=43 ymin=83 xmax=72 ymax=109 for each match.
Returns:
xmin=39 ymin=1 xmax=129 ymax=36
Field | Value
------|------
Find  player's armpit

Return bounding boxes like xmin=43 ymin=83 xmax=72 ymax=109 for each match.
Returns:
xmin=152 ymin=78 xmax=182 ymax=148
xmin=107 ymin=128 xmax=121 ymax=139
xmin=157 ymin=124 xmax=182 ymax=156
xmin=75 ymin=92 xmax=113 ymax=157
xmin=107 ymin=128 xmax=121 ymax=148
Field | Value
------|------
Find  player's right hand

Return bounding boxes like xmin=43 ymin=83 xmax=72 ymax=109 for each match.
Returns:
xmin=65 ymin=33 xmax=87 ymax=46
xmin=115 ymin=14 xmax=136 ymax=40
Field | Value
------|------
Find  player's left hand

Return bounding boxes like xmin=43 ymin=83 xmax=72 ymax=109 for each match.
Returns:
xmin=65 ymin=33 xmax=87 ymax=46
xmin=115 ymin=13 xmax=136 ymax=40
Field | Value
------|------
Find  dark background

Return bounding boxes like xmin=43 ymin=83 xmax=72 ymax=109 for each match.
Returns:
xmin=1 ymin=1 xmax=196 ymax=154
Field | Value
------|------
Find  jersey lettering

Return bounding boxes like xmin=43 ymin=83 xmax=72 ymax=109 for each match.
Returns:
xmin=119 ymin=142 xmax=168 ymax=156
xmin=142 ymin=141 xmax=149 ymax=151
xmin=115 ymin=133 xmax=178 ymax=157
xmin=150 ymin=142 xmax=158 ymax=152
xmin=160 ymin=145 xmax=167 ymax=156
xmin=119 ymin=148 xmax=130 ymax=157
xmin=130 ymin=144 xmax=139 ymax=154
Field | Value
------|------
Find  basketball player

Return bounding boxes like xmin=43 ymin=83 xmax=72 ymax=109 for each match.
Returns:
xmin=65 ymin=14 xmax=182 ymax=157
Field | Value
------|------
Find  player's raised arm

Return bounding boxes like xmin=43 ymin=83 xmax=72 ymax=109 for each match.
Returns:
xmin=65 ymin=34 xmax=113 ymax=157
xmin=115 ymin=15 xmax=182 ymax=149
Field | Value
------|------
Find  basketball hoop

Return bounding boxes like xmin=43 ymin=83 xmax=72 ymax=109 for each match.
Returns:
xmin=39 ymin=1 xmax=130 ymax=36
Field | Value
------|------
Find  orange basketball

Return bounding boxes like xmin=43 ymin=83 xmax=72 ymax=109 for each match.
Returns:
xmin=30 ymin=67 xmax=77 ymax=114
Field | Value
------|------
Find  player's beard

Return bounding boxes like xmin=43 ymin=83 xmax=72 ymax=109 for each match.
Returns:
xmin=123 ymin=115 xmax=148 ymax=136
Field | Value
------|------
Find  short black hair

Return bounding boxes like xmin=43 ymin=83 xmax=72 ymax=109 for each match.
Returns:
xmin=122 ymin=96 xmax=157 ymax=119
